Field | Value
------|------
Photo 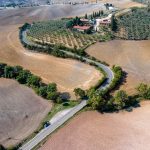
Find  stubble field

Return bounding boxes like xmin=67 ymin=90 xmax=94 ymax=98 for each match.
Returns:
xmin=0 ymin=5 xmax=103 ymax=97
xmin=86 ymin=40 xmax=150 ymax=94
xmin=40 ymin=101 xmax=150 ymax=150
xmin=0 ymin=1 xmax=149 ymax=149
xmin=0 ymin=78 xmax=51 ymax=147
xmin=0 ymin=4 xmax=103 ymax=148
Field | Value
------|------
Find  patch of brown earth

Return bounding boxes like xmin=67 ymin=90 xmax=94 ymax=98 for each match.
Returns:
xmin=40 ymin=101 xmax=150 ymax=150
xmin=99 ymin=0 xmax=145 ymax=8
xmin=0 ymin=78 xmax=51 ymax=147
xmin=86 ymin=40 xmax=150 ymax=94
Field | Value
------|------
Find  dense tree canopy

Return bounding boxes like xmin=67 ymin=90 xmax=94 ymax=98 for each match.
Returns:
xmin=74 ymin=88 xmax=86 ymax=99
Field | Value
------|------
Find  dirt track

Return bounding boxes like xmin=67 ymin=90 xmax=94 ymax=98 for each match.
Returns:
xmin=40 ymin=101 xmax=150 ymax=150
xmin=86 ymin=40 xmax=150 ymax=94
xmin=0 ymin=78 xmax=51 ymax=147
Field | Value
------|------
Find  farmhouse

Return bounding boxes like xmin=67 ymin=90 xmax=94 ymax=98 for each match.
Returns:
xmin=99 ymin=19 xmax=111 ymax=25
xmin=95 ymin=14 xmax=112 ymax=27
xmin=73 ymin=25 xmax=92 ymax=33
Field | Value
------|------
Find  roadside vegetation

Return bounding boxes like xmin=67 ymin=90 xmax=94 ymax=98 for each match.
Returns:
xmin=87 ymin=82 xmax=150 ymax=112
xmin=115 ymin=6 xmax=150 ymax=40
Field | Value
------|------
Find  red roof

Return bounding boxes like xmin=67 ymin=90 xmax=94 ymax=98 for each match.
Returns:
xmin=73 ymin=25 xmax=91 ymax=30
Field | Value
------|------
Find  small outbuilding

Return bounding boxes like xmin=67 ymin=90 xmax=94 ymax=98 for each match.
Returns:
xmin=73 ymin=25 xmax=92 ymax=33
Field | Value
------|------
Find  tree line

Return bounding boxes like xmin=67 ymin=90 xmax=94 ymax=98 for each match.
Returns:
xmin=87 ymin=65 xmax=150 ymax=111
xmin=72 ymin=65 xmax=150 ymax=111
xmin=0 ymin=63 xmax=64 ymax=103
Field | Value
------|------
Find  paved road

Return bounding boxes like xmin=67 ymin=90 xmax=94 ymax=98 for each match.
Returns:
xmin=19 ymin=100 xmax=87 ymax=150
xmin=22 ymin=29 xmax=114 ymax=90
xmin=19 ymin=29 xmax=114 ymax=150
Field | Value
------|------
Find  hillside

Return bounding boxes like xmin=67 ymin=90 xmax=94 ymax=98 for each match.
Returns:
xmin=0 ymin=0 xmax=47 ymax=7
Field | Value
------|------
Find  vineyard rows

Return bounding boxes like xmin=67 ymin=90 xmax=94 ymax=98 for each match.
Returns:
xmin=27 ymin=20 xmax=100 ymax=50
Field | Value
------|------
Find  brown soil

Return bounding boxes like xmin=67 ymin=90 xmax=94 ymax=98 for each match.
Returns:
xmin=0 ymin=78 xmax=51 ymax=147
xmin=86 ymin=40 xmax=150 ymax=94
xmin=0 ymin=5 xmax=102 ymax=98
xmin=40 ymin=101 xmax=150 ymax=150
xmin=99 ymin=0 xmax=145 ymax=8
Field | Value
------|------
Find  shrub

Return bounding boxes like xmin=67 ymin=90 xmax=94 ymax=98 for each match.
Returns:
xmin=16 ymin=70 xmax=31 ymax=84
xmin=47 ymin=92 xmax=59 ymax=101
xmin=27 ymin=75 xmax=41 ymax=87
xmin=136 ymin=83 xmax=150 ymax=99
xmin=74 ymin=88 xmax=86 ymax=99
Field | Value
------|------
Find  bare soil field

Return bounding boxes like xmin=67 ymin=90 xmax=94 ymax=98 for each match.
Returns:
xmin=0 ymin=5 xmax=102 ymax=97
xmin=40 ymin=101 xmax=150 ymax=150
xmin=99 ymin=0 xmax=145 ymax=8
xmin=86 ymin=40 xmax=150 ymax=94
xmin=0 ymin=4 xmax=104 ymax=26
xmin=0 ymin=78 xmax=51 ymax=147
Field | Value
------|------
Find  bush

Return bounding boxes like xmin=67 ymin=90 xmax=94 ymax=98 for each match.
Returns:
xmin=113 ymin=90 xmax=129 ymax=110
xmin=0 ymin=63 xmax=7 ymax=77
xmin=136 ymin=83 xmax=150 ymax=99
xmin=16 ymin=70 xmax=31 ymax=84
xmin=47 ymin=92 xmax=59 ymax=101
xmin=74 ymin=88 xmax=86 ymax=99
xmin=27 ymin=75 xmax=41 ymax=87
xmin=0 ymin=145 xmax=6 ymax=150
xmin=37 ymin=86 xmax=47 ymax=98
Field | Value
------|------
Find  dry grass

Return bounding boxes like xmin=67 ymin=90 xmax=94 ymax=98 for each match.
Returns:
xmin=98 ymin=0 xmax=145 ymax=8
xmin=0 ymin=78 xmax=51 ymax=147
xmin=86 ymin=40 xmax=150 ymax=94
xmin=40 ymin=101 xmax=150 ymax=150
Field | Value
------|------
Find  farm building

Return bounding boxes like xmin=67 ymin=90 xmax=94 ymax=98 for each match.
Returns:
xmin=73 ymin=25 xmax=92 ymax=33
xmin=96 ymin=14 xmax=112 ymax=26
xmin=99 ymin=19 xmax=111 ymax=25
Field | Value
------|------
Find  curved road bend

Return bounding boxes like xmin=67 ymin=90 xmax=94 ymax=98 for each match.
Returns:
xmin=19 ymin=30 xmax=114 ymax=150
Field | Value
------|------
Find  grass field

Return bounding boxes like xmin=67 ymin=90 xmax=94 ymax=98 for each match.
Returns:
xmin=0 ymin=78 xmax=51 ymax=147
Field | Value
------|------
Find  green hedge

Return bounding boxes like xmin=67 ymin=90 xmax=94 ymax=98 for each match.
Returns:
xmin=0 ymin=63 xmax=62 ymax=103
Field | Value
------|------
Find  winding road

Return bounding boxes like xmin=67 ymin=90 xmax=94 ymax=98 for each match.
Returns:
xmin=19 ymin=29 xmax=114 ymax=150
